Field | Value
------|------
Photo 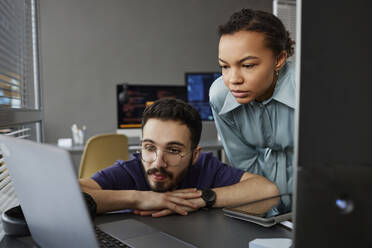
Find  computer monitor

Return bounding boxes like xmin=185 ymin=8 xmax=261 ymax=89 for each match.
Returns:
xmin=116 ymin=84 xmax=186 ymax=138
xmin=185 ymin=72 xmax=222 ymax=121
xmin=294 ymin=0 xmax=372 ymax=247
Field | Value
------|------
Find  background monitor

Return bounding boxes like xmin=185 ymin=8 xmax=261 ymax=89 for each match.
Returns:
xmin=117 ymin=84 xmax=186 ymax=131
xmin=185 ymin=72 xmax=222 ymax=121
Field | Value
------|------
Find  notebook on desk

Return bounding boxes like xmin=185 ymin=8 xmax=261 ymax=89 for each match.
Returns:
xmin=223 ymin=194 xmax=292 ymax=227
xmin=0 ymin=135 xmax=195 ymax=248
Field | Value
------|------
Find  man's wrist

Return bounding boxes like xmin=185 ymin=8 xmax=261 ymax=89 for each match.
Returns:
xmin=132 ymin=190 xmax=145 ymax=209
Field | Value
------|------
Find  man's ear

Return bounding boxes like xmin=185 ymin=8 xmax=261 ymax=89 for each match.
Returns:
xmin=191 ymin=146 xmax=202 ymax=165
xmin=275 ymin=50 xmax=287 ymax=71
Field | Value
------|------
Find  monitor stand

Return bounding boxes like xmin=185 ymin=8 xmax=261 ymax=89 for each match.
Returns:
xmin=117 ymin=129 xmax=141 ymax=146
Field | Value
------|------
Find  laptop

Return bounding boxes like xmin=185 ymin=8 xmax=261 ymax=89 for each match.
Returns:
xmin=0 ymin=135 xmax=196 ymax=248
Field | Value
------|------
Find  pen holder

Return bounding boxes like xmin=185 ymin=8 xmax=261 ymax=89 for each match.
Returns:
xmin=71 ymin=124 xmax=86 ymax=146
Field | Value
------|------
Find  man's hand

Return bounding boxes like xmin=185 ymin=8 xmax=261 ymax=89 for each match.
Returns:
xmin=135 ymin=188 xmax=202 ymax=216
xmin=134 ymin=188 xmax=205 ymax=217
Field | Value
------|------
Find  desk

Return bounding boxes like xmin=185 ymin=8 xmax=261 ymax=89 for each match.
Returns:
xmin=0 ymin=209 xmax=291 ymax=248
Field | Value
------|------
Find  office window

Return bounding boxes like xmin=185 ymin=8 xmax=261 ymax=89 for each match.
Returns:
xmin=273 ymin=0 xmax=297 ymax=62
xmin=0 ymin=0 xmax=43 ymax=240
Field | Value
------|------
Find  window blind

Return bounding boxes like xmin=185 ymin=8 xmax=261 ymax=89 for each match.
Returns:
xmin=0 ymin=0 xmax=35 ymax=109
xmin=273 ymin=0 xmax=297 ymax=62
xmin=0 ymin=0 xmax=42 ymax=241
xmin=0 ymin=129 xmax=28 ymax=239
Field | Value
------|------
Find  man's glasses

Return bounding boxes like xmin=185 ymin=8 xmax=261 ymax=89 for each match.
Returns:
xmin=137 ymin=143 xmax=192 ymax=167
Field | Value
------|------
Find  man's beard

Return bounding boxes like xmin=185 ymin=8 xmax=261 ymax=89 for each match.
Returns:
xmin=142 ymin=158 xmax=192 ymax=192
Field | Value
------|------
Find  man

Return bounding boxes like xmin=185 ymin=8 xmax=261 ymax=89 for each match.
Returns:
xmin=79 ymin=98 xmax=279 ymax=217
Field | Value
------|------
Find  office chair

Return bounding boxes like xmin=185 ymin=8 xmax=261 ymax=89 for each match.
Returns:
xmin=78 ymin=133 xmax=129 ymax=178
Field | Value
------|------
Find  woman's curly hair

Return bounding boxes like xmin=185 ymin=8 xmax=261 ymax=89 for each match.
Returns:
xmin=218 ymin=8 xmax=295 ymax=57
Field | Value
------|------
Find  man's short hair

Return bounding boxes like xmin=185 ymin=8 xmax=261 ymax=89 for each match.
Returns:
xmin=141 ymin=98 xmax=202 ymax=149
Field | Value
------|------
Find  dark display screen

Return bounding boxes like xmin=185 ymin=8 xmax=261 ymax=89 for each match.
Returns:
xmin=117 ymin=84 xmax=186 ymax=128
xmin=185 ymin=72 xmax=221 ymax=121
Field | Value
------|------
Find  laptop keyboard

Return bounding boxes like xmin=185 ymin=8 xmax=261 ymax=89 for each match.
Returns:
xmin=95 ymin=227 xmax=131 ymax=248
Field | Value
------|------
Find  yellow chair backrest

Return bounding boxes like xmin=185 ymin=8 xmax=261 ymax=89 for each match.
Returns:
xmin=78 ymin=133 xmax=129 ymax=178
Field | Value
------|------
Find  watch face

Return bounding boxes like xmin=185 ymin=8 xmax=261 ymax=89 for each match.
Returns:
xmin=204 ymin=190 xmax=215 ymax=201
xmin=202 ymin=189 xmax=216 ymax=208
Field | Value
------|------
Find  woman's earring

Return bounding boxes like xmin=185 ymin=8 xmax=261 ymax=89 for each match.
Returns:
xmin=275 ymin=70 xmax=279 ymax=76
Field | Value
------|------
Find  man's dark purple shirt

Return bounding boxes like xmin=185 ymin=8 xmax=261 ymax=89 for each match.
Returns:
xmin=92 ymin=152 xmax=244 ymax=190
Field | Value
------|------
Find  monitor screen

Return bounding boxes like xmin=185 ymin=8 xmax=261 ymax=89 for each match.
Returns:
xmin=185 ymin=72 xmax=222 ymax=121
xmin=117 ymin=84 xmax=186 ymax=129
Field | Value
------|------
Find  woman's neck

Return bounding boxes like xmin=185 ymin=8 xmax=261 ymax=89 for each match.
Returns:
xmin=256 ymin=74 xmax=279 ymax=103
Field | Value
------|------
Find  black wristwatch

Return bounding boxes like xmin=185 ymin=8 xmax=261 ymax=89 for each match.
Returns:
xmin=201 ymin=189 xmax=216 ymax=209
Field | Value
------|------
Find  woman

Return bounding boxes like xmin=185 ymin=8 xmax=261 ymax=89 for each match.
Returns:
xmin=209 ymin=9 xmax=295 ymax=211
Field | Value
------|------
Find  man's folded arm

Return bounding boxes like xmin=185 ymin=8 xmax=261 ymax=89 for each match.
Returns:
xmin=79 ymin=178 xmax=139 ymax=213
xmin=212 ymin=172 xmax=280 ymax=208
xmin=144 ymin=172 xmax=280 ymax=218
xmin=79 ymin=178 xmax=201 ymax=215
